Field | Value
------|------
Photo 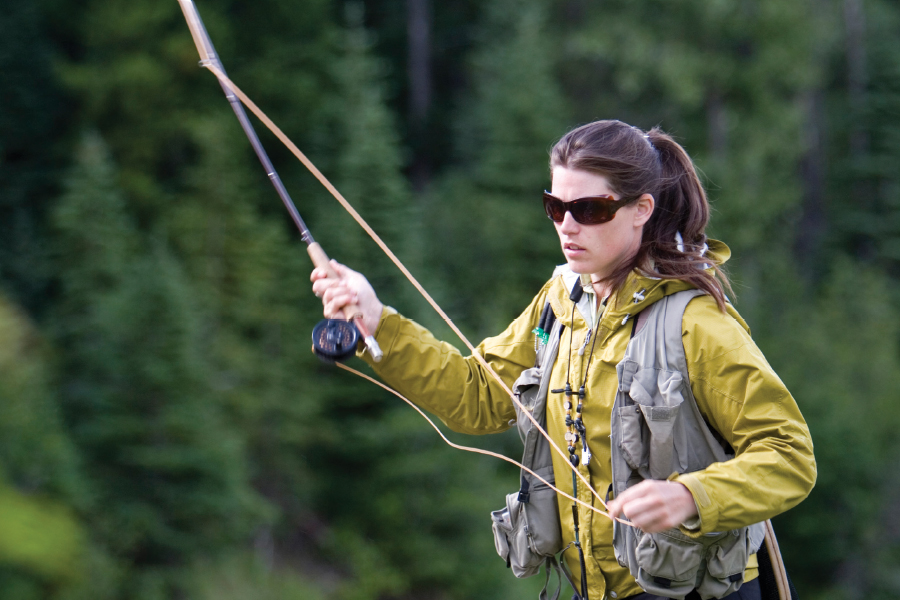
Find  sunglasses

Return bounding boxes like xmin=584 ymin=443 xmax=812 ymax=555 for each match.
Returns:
xmin=542 ymin=191 xmax=637 ymax=225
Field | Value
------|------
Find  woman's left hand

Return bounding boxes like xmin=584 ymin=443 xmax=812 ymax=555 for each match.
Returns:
xmin=606 ymin=480 xmax=699 ymax=533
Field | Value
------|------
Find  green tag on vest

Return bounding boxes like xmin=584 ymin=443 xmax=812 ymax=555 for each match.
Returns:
xmin=532 ymin=327 xmax=549 ymax=346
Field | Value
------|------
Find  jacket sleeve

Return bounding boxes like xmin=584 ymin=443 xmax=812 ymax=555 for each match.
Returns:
xmin=672 ymin=296 xmax=817 ymax=534
xmin=357 ymin=282 xmax=551 ymax=435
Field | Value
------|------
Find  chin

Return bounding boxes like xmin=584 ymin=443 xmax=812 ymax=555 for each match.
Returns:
xmin=563 ymin=258 xmax=594 ymax=275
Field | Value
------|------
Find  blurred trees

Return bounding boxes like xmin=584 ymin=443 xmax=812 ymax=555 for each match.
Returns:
xmin=1 ymin=0 xmax=899 ymax=599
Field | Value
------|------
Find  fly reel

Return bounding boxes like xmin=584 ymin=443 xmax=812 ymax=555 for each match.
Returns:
xmin=312 ymin=319 xmax=360 ymax=362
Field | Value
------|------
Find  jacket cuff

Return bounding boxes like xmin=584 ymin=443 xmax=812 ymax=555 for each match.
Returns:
xmin=670 ymin=472 xmax=719 ymax=537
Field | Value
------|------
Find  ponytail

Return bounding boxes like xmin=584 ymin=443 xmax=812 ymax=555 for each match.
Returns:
xmin=639 ymin=128 xmax=731 ymax=310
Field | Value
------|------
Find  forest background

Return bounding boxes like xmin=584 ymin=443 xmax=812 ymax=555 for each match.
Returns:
xmin=2 ymin=0 xmax=900 ymax=599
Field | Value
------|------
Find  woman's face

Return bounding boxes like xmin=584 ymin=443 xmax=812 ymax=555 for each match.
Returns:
xmin=550 ymin=167 xmax=654 ymax=287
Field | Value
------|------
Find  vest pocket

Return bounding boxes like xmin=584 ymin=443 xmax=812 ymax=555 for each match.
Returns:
xmin=490 ymin=473 xmax=562 ymax=579
xmin=633 ymin=529 xmax=704 ymax=598
xmin=629 ymin=369 xmax=686 ymax=480
xmin=638 ymin=404 xmax=679 ymax=479
xmin=697 ymin=529 xmax=752 ymax=598
xmin=512 ymin=366 xmax=544 ymax=443
xmin=618 ymin=405 xmax=648 ymax=471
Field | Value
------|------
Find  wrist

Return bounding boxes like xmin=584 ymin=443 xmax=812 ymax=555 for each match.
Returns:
xmin=365 ymin=301 xmax=384 ymax=335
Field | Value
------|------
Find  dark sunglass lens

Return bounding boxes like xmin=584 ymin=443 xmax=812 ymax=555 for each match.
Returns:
xmin=573 ymin=200 xmax=610 ymax=225
xmin=543 ymin=195 xmax=565 ymax=222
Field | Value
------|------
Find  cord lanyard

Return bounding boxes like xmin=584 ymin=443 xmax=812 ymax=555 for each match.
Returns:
xmin=553 ymin=281 xmax=603 ymax=600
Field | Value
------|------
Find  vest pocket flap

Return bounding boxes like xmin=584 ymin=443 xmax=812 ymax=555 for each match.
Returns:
xmin=490 ymin=511 xmax=511 ymax=563
xmin=629 ymin=369 xmax=685 ymax=405
xmin=512 ymin=366 xmax=546 ymax=440
xmin=491 ymin=504 xmax=513 ymax=532
xmin=512 ymin=366 xmax=542 ymax=402
xmin=617 ymin=360 xmax=639 ymax=391
xmin=617 ymin=405 xmax=648 ymax=471
xmin=635 ymin=529 xmax=704 ymax=582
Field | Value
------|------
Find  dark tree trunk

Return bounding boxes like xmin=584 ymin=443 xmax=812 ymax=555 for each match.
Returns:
xmin=407 ymin=0 xmax=432 ymax=191
xmin=844 ymin=0 xmax=868 ymax=158
xmin=796 ymin=90 xmax=828 ymax=276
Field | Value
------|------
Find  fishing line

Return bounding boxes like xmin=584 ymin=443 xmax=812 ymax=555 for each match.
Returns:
xmin=177 ymin=0 xmax=609 ymax=514
xmin=337 ymin=363 xmax=623 ymax=524
xmin=193 ymin=61 xmax=607 ymax=512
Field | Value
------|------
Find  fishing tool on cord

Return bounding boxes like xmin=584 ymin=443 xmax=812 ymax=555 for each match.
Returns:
xmin=177 ymin=0 xmax=381 ymax=363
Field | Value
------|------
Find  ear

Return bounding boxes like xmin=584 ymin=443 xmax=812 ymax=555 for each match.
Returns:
xmin=633 ymin=194 xmax=655 ymax=227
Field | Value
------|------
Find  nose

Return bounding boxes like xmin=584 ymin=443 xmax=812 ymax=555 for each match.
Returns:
xmin=557 ymin=209 xmax=580 ymax=234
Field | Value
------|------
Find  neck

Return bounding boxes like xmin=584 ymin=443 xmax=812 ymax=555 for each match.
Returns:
xmin=590 ymin=278 xmax=611 ymax=302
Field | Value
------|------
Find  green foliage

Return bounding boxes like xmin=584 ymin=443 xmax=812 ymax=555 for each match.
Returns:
xmin=759 ymin=259 xmax=900 ymax=598
xmin=426 ymin=0 xmax=568 ymax=336
xmin=184 ymin=553 xmax=327 ymax=600
xmin=0 ymin=0 xmax=68 ymax=310
xmin=2 ymin=0 xmax=900 ymax=599
xmin=0 ymin=297 xmax=86 ymax=597
xmin=0 ymin=485 xmax=83 ymax=584
xmin=320 ymin=3 xmax=417 ymax=296
xmin=0 ymin=296 xmax=83 ymax=502
xmin=50 ymin=134 xmax=271 ymax=593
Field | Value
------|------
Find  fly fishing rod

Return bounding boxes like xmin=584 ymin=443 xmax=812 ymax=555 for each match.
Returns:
xmin=176 ymin=1 xmax=614 ymax=522
xmin=177 ymin=0 xmax=382 ymax=363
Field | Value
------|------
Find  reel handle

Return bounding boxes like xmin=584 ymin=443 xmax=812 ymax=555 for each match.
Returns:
xmin=307 ymin=243 xmax=383 ymax=362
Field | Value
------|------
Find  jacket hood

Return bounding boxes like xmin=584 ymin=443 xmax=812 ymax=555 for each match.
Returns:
xmin=546 ymin=239 xmax=749 ymax=336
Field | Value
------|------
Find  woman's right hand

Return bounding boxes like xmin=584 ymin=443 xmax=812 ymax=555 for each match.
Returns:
xmin=310 ymin=260 xmax=383 ymax=336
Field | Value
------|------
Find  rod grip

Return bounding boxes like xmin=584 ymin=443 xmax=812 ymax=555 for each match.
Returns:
xmin=307 ymin=243 xmax=363 ymax=321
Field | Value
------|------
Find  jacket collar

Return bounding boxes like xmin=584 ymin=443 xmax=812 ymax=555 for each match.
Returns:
xmin=547 ymin=239 xmax=744 ymax=335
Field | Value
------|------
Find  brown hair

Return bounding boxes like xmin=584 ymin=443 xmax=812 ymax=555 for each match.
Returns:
xmin=550 ymin=120 xmax=732 ymax=310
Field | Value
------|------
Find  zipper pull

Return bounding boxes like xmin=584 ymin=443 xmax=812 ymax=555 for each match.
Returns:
xmin=582 ymin=438 xmax=592 ymax=466
xmin=578 ymin=328 xmax=593 ymax=356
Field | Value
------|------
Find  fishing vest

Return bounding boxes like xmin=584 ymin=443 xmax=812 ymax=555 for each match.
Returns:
xmin=491 ymin=270 xmax=765 ymax=600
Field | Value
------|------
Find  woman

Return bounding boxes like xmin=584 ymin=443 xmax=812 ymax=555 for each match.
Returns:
xmin=311 ymin=120 xmax=816 ymax=600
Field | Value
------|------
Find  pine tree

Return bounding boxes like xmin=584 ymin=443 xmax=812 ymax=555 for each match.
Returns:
xmin=315 ymin=2 xmax=416 ymax=297
xmin=428 ymin=0 xmax=569 ymax=336
xmin=0 ymin=296 xmax=86 ymax=599
xmin=51 ymin=134 xmax=270 ymax=595
xmin=0 ymin=0 xmax=68 ymax=312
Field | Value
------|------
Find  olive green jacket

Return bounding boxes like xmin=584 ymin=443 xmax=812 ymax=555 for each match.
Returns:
xmin=361 ymin=242 xmax=816 ymax=599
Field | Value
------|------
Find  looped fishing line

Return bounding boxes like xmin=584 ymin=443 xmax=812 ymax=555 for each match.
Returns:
xmin=337 ymin=364 xmax=624 ymax=524
xmin=199 ymin=63 xmax=610 ymax=516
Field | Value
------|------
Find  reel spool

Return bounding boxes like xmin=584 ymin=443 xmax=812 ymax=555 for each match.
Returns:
xmin=312 ymin=319 xmax=360 ymax=362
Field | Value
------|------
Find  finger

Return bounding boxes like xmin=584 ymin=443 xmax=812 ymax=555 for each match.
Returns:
xmin=620 ymin=495 xmax=654 ymax=519
xmin=622 ymin=495 xmax=677 ymax=532
xmin=323 ymin=299 xmax=346 ymax=319
xmin=312 ymin=277 xmax=343 ymax=298
xmin=323 ymin=291 xmax=359 ymax=317
xmin=331 ymin=260 xmax=358 ymax=281
xmin=321 ymin=284 xmax=355 ymax=303
xmin=608 ymin=486 xmax=643 ymax=515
